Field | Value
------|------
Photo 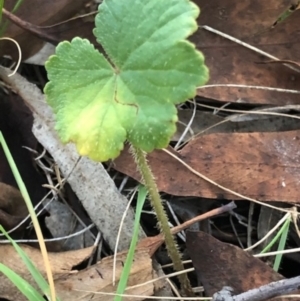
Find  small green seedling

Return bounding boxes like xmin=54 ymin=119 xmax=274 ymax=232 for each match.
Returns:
xmin=44 ymin=0 xmax=209 ymax=296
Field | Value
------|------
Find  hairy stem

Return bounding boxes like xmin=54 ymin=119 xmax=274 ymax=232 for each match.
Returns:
xmin=131 ymin=145 xmax=194 ymax=297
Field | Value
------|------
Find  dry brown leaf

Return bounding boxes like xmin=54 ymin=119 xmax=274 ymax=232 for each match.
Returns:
xmin=114 ymin=130 xmax=300 ymax=202
xmin=0 ymin=245 xmax=157 ymax=301
xmin=0 ymin=244 xmax=94 ymax=300
xmin=0 ymin=182 xmax=28 ymax=232
xmin=191 ymin=0 xmax=300 ymax=105
xmin=55 ymin=248 xmax=157 ymax=301
xmin=174 ymin=109 xmax=300 ymax=143
xmin=2 ymin=0 xmax=90 ymax=60
xmin=2 ymin=6 xmax=97 ymax=48
xmin=186 ymin=231 xmax=299 ymax=301
xmin=186 ymin=230 xmax=283 ymax=294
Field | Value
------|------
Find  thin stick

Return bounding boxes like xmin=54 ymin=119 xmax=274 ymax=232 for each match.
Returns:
xmin=170 ymin=202 xmax=236 ymax=235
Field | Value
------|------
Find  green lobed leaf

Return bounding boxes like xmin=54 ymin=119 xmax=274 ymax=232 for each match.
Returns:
xmin=45 ymin=0 xmax=209 ymax=161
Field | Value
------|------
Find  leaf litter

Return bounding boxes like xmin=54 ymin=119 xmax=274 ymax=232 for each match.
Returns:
xmin=1 ymin=0 xmax=300 ymax=300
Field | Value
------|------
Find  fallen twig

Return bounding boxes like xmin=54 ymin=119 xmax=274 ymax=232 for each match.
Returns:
xmin=213 ymin=276 xmax=300 ymax=301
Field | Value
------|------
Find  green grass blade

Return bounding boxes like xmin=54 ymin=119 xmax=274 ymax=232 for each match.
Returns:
xmin=0 ymin=131 xmax=57 ymax=300
xmin=11 ymin=0 xmax=24 ymax=13
xmin=114 ymin=185 xmax=147 ymax=301
xmin=273 ymin=2 xmax=299 ymax=26
xmin=260 ymin=216 xmax=290 ymax=254
xmin=0 ymin=225 xmax=50 ymax=295
xmin=0 ymin=0 xmax=24 ymax=36
xmin=273 ymin=216 xmax=291 ymax=272
xmin=0 ymin=132 xmax=32 ymax=212
xmin=0 ymin=0 xmax=4 ymax=24
xmin=0 ymin=263 xmax=45 ymax=301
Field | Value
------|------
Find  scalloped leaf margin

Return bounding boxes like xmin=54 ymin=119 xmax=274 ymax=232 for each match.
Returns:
xmin=44 ymin=0 xmax=209 ymax=161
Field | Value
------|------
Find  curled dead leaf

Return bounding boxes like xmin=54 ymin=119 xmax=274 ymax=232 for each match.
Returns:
xmin=0 ymin=182 xmax=28 ymax=232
